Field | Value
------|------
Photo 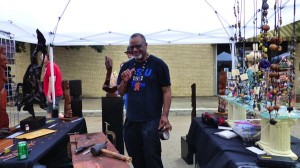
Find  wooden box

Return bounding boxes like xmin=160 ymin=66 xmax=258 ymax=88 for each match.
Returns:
xmin=20 ymin=116 xmax=46 ymax=130
xmin=181 ymin=136 xmax=194 ymax=164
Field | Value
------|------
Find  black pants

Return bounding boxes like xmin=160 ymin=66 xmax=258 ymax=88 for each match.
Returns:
xmin=124 ymin=118 xmax=163 ymax=168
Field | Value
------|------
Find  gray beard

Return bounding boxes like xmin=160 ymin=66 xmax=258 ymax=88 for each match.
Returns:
xmin=134 ymin=54 xmax=142 ymax=60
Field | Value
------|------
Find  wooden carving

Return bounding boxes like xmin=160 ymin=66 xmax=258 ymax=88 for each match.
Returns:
xmin=217 ymin=71 xmax=227 ymax=113
xmin=15 ymin=29 xmax=47 ymax=118
xmin=102 ymin=56 xmax=118 ymax=97
xmin=0 ymin=89 xmax=9 ymax=129
xmin=63 ymin=80 xmax=73 ymax=118
xmin=0 ymin=45 xmax=9 ymax=129
xmin=218 ymin=71 xmax=227 ymax=95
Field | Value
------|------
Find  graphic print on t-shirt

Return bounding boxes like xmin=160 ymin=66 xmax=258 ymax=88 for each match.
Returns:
xmin=131 ymin=67 xmax=152 ymax=91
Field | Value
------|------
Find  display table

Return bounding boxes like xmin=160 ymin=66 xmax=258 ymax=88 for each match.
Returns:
xmin=69 ymin=132 xmax=130 ymax=168
xmin=186 ymin=117 xmax=300 ymax=168
xmin=0 ymin=117 xmax=87 ymax=168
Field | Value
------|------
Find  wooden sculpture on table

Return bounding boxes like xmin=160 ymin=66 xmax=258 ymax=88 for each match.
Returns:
xmin=215 ymin=70 xmax=228 ymax=116
xmin=102 ymin=56 xmax=118 ymax=97
xmin=0 ymin=45 xmax=9 ymax=129
xmin=15 ymin=29 xmax=47 ymax=118
xmin=218 ymin=70 xmax=227 ymax=95
xmin=101 ymin=56 xmax=123 ymax=153
xmin=63 ymin=80 xmax=73 ymax=118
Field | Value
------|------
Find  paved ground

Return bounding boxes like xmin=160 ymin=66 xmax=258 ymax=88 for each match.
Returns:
xmin=85 ymin=115 xmax=194 ymax=168
xmin=8 ymin=96 xmax=300 ymax=168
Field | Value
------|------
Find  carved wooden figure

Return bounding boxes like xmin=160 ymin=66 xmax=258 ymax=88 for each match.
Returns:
xmin=0 ymin=89 xmax=8 ymax=129
xmin=218 ymin=71 xmax=227 ymax=113
xmin=15 ymin=29 xmax=47 ymax=118
xmin=63 ymin=80 xmax=73 ymax=118
xmin=0 ymin=45 xmax=9 ymax=129
xmin=102 ymin=56 xmax=118 ymax=97
xmin=218 ymin=71 xmax=227 ymax=95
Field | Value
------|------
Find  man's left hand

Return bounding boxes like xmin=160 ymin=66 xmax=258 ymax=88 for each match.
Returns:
xmin=159 ymin=115 xmax=172 ymax=131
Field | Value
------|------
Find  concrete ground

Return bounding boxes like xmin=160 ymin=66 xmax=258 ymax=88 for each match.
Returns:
xmin=85 ymin=115 xmax=194 ymax=168
xmin=8 ymin=96 xmax=300 ymax=168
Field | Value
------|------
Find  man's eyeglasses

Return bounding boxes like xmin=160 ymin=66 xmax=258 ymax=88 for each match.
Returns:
xmin=129 ymin=44 xmax=143 ymax=50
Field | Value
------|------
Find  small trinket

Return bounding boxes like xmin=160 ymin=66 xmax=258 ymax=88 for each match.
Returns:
xmin=25 ymin=124 xmax=30 ymax=132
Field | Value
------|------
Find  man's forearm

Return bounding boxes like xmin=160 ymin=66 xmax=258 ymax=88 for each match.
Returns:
xmin=118 ymin=80 xmax=128 ymax=96
xmin=162 ymin=86 xmax=171 ymax=117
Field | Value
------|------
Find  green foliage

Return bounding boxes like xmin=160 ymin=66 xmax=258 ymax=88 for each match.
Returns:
xmin=63 ymin=45 xmax=105 ymax=53
xmin=89 ymin=45 xmax=105 ymax=53
xmin=63 ymin=46 xmax=81 ymax=50
xmin=15 ymin=42 xmax=105 ymax=53
xmin=15 ymin=41 xmax=26 ymax=53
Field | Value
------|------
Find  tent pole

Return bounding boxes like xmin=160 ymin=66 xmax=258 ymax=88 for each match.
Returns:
xmin=48 ymin=46 xmax=56 ymax=109
xmin=231 ymin=41 xmax=236 ymax=70
xmin=230 ymin=26 xmax=236 ymax=71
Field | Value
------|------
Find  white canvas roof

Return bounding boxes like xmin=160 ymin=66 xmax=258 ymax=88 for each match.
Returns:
xmin=0 ymin=0 xmax=299 ymax=45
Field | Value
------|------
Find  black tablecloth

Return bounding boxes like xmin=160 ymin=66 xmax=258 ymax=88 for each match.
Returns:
xmin=187 ymin=117 xmax=300 ymax=168
xmin=0 ymin=117 xmax=87 ymax=168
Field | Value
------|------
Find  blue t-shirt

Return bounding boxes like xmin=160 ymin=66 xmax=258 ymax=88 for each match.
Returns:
xmin=117 ymin=55 xmax=171 ymax=121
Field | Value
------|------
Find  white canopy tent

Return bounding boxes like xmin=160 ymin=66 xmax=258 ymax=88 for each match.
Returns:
xmin=0 ymin=0 xmax=299 ymax=106
xmin=0 ymin=0 xmax=299 ymax=46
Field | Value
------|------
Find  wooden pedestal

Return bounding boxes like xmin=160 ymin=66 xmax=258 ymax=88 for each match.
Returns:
xmin=102 ymin=97 xmax=124 ymax=154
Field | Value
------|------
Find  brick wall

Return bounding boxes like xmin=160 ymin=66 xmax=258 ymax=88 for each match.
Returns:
xmin=294 ymin=43 xmax=300 ymax=95
xmin=13 ymin=44 xmax=215 ymax=98
xmin=11 ymin=42 xmax=300 ymax=98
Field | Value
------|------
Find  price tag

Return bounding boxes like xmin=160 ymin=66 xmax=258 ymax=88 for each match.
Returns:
xmin=240 ymin=74 xmax=248 ymax=81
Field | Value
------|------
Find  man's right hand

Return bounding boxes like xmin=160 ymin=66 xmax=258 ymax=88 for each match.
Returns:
xmin=121 ymin=68 xmax=135 ymax=82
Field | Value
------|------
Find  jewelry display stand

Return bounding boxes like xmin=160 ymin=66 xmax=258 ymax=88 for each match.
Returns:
xmin=256 ymin=109 xmax=300 ymax=160
xmin=220 ymin=96 xmax=249 ymax=125
xmin=255 ymin=118 xmax=270 ymax=150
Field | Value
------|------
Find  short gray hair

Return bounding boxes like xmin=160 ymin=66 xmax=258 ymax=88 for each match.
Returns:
xmin=130 ymin=33 xmax=147 ymax=44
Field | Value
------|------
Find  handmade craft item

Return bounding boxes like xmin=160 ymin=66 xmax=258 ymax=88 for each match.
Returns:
xmin=63 ymin=80 xmax=73 ymax=118
xmin=102 ymin=56 xmax=118 ymax=97
xmin=0 ymin=45 xmax=9 ymax=129
xmin=15 ymin=29 xmax=47 ymax=117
